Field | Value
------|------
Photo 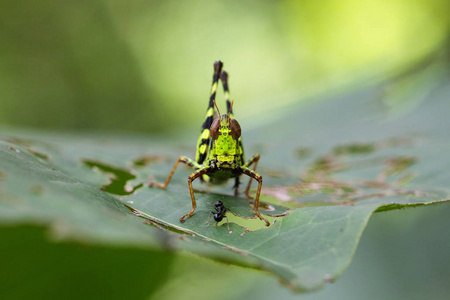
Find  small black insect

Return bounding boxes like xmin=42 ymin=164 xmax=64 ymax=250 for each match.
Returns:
xmin=212 ymin=200 xmax=227 ymax=222
xmin=207 ymin=200 xmax=231 ymax=233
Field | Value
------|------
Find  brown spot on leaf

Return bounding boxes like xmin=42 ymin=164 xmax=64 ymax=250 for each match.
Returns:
xmin=30 ymin=185 xmax=45 ymax=195
xmin=8 ymin=146 xmax=20 ymax=153
xmin=333 ymin=143 xmax=376 ymax=155
xmin=28 ymin=149 xmax=50 ymax=161
xmin=132 ymin=155 xmax=165 ymax=167
xmin=294 ymin=147 xmax=312 ymax=159
xmin=385 ymin=157 xmax=416 ymax=174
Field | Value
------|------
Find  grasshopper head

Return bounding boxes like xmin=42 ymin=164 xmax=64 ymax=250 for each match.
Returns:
xmin=210 ymin=114 xmax=241 ymax=141
xmin=210 ymin=99 xmax=241 ymax=141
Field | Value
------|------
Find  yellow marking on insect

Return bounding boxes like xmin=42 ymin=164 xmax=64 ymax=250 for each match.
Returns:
xmin=199 ymin=144 xmax=207 ymax=154
xmin=210 ymin=82 xmax=218 ymax=93
xmin=200 ymin=129 xmax=210 ymax=140
xmin=218 ymin=155 xmax=234 ymax=162
xmin=206 ymin=107 xmax=214 ymax=117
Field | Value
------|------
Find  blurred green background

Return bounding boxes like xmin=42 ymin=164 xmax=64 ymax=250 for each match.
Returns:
xmin=1 ymin=1 xmax=450 ymax=299
xmin=0 ymin=0 xmax=449 ymax=133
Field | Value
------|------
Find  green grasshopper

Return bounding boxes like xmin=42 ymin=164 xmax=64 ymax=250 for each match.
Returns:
xmin=151 ymin=61 xmax=269 ymax=226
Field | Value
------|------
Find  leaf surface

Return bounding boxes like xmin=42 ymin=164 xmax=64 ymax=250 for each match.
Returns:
xmin=1 ymin=66 xmax=449 ymax=292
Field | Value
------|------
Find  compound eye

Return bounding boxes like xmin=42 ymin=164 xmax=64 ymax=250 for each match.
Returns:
xmin=229 ymin=119 xmax=241 ymax=140
xmin=210 ymin=118 xmax=220 ymax=139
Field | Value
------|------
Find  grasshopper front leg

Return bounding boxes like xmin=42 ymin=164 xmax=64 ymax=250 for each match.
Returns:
xmin=240 ymin=165 xmax=269 ymax=226
xmin=180 ymin=166 xmax=211 ymax=223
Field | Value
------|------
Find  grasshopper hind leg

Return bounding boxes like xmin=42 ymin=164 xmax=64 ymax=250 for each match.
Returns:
xmin=233 ymin=177 xmax=240 ymax=196
xmin=220 ymin=70 xmax=234 ymax=118
xmin=196 ymin=61 xmax=223 ymax=165
xmin=149 ymin=156 xmax=199 ymax=188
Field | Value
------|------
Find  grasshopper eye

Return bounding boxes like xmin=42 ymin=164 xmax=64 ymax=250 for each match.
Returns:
xmin=210 ymin=118 xmax=220 ymax=139
xmin=229 ymin=119 xmax=241 ymax=140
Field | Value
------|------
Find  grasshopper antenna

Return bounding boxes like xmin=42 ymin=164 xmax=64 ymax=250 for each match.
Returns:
xmin=213 ymin=99 xmax=222 ymax=122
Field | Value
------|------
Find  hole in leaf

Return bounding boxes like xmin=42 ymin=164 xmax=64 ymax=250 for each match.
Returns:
xmin=83 ymin=159 xmax=142 ymax=195
xmin=222 ymin=212 xmax=277 ymax=231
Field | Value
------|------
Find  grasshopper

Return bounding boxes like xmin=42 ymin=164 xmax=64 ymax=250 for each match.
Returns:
xmin=151 ymin=61 xmax=269 ymax=226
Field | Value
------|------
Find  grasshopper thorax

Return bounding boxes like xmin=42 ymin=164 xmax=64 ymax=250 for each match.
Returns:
xmin=209 ymin=114 xmax=241 ymax=158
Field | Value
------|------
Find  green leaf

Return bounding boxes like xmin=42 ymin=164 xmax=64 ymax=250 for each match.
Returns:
xmin=0 ymin=139 xmax=175 ymax=298
xmin=1 ymin=63 xmax=449 ymax=294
